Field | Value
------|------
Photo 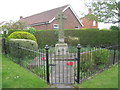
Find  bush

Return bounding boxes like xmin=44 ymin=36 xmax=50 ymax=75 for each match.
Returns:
xmin=80 ymin=52 xmax=94 ymax=72
xmin=80 ymin=48 xmax=110 ymax=72
xmin=8 ymin=29 xmax=36 ymax=36
xmin=8 ymin=31 xmax=37 ymax=42
xmin=65 ymin=36 xmax=79 ymax=46
xmin=110 ymin=26 xmax=119 ymax=30
xmin=9 ymin=39 xmax=38 ymax=61
xmin=26 ymin=27 xmax=36 ymax=34
xmin=8 ymin=29 xmax=23 ymax=36
xmin=92 ymin=49 xmax=110 ymax=68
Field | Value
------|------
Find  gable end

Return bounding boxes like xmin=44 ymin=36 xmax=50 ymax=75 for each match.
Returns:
xmin=49 ymin=5 xmax=83 ymax=26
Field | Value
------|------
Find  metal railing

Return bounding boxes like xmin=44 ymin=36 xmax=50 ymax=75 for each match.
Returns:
xmin=3 ymin=42 xmax=119 ymax=84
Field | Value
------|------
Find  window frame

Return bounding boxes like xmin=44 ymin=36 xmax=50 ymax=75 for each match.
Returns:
xmin=75 ymin=26 xmax=80 ymax=29
xmin=53 ymin=24 xmax=59 ymax=29
xmin=93 ymin=21 xmax=96 ymax=26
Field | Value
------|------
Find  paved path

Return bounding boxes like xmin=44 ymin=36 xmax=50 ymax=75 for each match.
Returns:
xmin=49 ymin=60 xmax=77 ymax=84
xmin=50 ymin=84 xmax=75 ymax=88
xmin=29 ymin=53 xmax=78 ymax=86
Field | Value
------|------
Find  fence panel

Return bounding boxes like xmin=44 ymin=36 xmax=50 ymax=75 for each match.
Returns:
xmin=79 ymin=45 xmax=119 ymax=83
xmin=7 ymin=43 xmax=47 ymax=81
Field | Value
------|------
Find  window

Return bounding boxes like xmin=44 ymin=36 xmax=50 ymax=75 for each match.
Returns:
xmin=53 ymin=24 xmax=59 ymax=29
xmin=93 ymin=21 xmax=96 ymax=26
xmin=75 ymin=26 xmax=80 ymax=29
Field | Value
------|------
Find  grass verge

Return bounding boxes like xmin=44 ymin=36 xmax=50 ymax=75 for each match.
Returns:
xmin=2 ymin=54 xmax=48 ymax=88
xmin=75 ymin=64 xmax=118 ymax=88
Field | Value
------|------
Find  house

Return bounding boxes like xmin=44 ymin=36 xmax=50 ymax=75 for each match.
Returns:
xmin=20 ymin=5 xmax=83 ymax=30
xmin=80 ymin=8 xmax=98 ymax=29
xmin=0 ymin=21 xmax=8 ymax=34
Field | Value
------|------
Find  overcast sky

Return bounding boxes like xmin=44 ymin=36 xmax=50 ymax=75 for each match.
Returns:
xmin=0 ymin=0 xmax=117 ymax=29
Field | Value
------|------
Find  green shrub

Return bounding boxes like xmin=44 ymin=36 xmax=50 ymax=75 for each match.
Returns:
xmin=26 ymin=27 xmax=36 ymax=34
xmin=110 ymin=26 xmax=119 ymax=30
xmin=65 ymin=36 xmax=79 ymax=46
xmin=80 ymin=48 xmax=110 ymax=72
xmin=8 ymin=31 xmax=37 ymax=42
xmin=9 ymin=39 xmax=38 ymax=62
xmin=8 ymin=29 xmax=36 ymax=36
xmin=8 ymin=29 xmax=22 ymax=36
xmin=80 ymin=52 xmax=94 ymax=72
xmin=92 ymin=49 xmax=110 ymax=67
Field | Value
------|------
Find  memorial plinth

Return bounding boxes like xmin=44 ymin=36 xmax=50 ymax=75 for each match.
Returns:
xmin=55 ymin=43 xmax=68 ymax=55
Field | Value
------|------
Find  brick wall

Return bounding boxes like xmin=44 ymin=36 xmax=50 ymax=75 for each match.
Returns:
xmin=33 ymin=24 xmax=49 ymax=30
xmin=81 ymin=18 xmax=98 ymax=29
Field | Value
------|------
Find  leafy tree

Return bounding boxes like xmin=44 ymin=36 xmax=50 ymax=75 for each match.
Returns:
xmin=1 ymin=21 xmax=28 ymax=30
xmin=83 ymin=10 xmax=98 ymax=21
xmin=82 ymin=0 xmax=120 ymax=24
xmin=91 ymin=0 xmax=120 ymax=24
xmin=110 ymin=26 xmax=119 ymax=30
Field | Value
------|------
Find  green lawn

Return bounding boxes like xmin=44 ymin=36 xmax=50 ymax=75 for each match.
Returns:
xmin=0 ymin=61 xmax=1 ymax=89
xmin=2 ymin=54 xmax=48 ymax=88
xmin=75 ymin=64 xmax=118 ymax=88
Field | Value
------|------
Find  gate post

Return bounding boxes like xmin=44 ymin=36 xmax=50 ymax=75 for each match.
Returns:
xmin=113 ymin=49 xmax=116 ymax=64
xmin=77 ymin=44 xmax=81 ymax=83
xmin=45 ymin=45 xmax=49 ymax=83
xmin=2 ymin=38 xmax=7 ymax=54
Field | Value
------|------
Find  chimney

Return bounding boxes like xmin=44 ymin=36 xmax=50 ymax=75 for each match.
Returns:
xmin=88 ymin=8 xmax=92 ymax=14
xmin=20 ymin=16 xmax=23 ymax=19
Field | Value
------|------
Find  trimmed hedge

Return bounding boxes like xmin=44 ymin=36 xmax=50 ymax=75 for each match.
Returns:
xmin=9 ymin=39 xmax=38 ymax=60
xmin=34 ymin=30 xmax=119 ymax=48
xmin=65 ymin=30 xmax=119 ymax=47
xmin=8 ymin=29 xmax=119 ymax=48
xmin=80 ymin=28 xmax=99 ymax=31
xmin=8 ymin=31 xmax=37 ymax=42
xmin=34 ymin=30 xmax=58 ymax=48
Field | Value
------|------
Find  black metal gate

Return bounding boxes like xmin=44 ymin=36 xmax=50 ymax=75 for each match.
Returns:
xmin=45 ymin=44 xmax=81 ymax=84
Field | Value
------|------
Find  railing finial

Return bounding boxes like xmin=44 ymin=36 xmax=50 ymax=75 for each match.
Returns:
xmin=45 ymin=45 xmax=49 ymax=50
xmin=77 ymin=44 xmax=81 ymax=49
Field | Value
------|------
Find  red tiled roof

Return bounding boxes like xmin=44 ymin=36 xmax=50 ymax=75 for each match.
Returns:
xmin=20 ymin=5 xmax=69 ymax=25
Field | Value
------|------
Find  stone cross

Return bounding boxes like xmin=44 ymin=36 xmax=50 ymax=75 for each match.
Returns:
xmin=55 ymin=9 xmax=67 ymax=43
